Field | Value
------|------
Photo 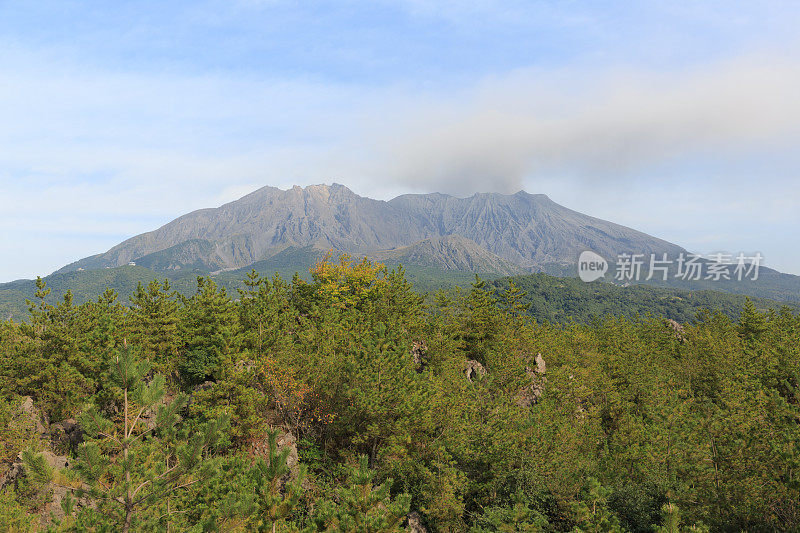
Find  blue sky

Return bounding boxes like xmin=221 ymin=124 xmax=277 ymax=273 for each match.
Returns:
xmin=1 ymin=0 xmax=799 ymax=280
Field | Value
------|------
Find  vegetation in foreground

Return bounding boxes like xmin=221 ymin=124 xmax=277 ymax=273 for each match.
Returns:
xmin=0 ymin=255 xmax=799 ymax=532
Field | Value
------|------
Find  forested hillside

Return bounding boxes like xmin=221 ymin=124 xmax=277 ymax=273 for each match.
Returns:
xmin=1 ymin=256 xmax=799 ymax=531
xmin=490 ymin=273 xmax=795 ymax=324
xmin=3 ymin=261 xmax=791 ymax=326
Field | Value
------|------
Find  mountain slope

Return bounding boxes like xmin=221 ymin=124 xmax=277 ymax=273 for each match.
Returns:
xmin=371 ymin=235 xmax=526 ymax=276
xmin=57 ymin=184 xmax=684 ymax=274
xmin=388 ymin=191 xmax=683 ymax=268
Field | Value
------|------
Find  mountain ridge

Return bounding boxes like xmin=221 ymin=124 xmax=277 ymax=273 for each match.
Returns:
xmin=57 ymin=183 xmax=685 ymax=275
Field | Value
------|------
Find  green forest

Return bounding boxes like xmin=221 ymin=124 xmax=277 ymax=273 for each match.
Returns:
xmin=1 ymin=256 xmax=799 ymax=532
xmin=489 ymin=274 xmax=794 ymax=324
xmin=3 ymin=261 xmax=790 ymax=327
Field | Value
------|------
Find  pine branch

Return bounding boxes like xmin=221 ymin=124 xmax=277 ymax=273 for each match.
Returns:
xmin=85 ymin=408 xmax=120 ymax=445
xmin=130 ymin=462 xmax=180 ymax=500
xmin=131 ymin=428 xmax=155 ymax=443
xmin=133 ymin=477 xmax=198 ymax=507
xmin=98 ymin=431 xmax=122 ymax=446
xmin=153 ymin=509 xmax=189 ymax=521
xmin=127 ymin=404 xmax=151 ymax=439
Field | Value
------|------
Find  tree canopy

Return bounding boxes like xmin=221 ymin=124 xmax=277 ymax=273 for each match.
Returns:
xmin=1 ymin=256 xmax=799 ymax=531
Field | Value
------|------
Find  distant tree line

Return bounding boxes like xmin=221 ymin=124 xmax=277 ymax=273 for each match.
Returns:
xmin=490 ymin=273 xmax=791 ymax=324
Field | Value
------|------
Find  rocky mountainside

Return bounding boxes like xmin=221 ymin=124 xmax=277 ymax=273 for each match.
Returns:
xmin=388 ymin=191 xmax=684 ymax=267
xmin=57 ymin=184 xmax=684 ymax=275
xmin=371 ymin=235 xmax=526 ymax=276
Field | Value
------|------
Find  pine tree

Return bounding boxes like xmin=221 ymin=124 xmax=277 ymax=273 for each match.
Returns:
xmin=52 ymin=342 xmax=229 ymax=532
xmin=246 ymin=429 xmax=307 ymax=532
xmin=180 ymin=277 xmax=239 ymax=385
xmin=461 ymin=276 xmax=501 ymax=364
xmin=655 ymin=503 xmax=709 ymax=533
xmin=656 ymin=503 xmax=681 ymax=533
xmin=129 ymin=279 xmax=180 ymax=376
xmin=18 ymin=280 xmax=95 ymax=420
xmin=737 ymin=298 xmax=767 ymax=344
xmin=177 ymin=429 xmax=305 ymax=531
xmin=309 ymin=455 xmax=410 ymax=532
xmin=0 ymin=487 xmax=38 ymax=532
xmin=469 ymin=498 xmax=550 ymax=532
xmin=26 ymin=276 xmax=51 ymax=335
xmin=86 ymin=288 xmax=124 ymax=355
xmin=571 ymin=478 xmax=622 ymax=533
xmin=238 ymin=270 xmax=294 ymax=356
xmin=499 ymin=281 xmax=530 ymax=319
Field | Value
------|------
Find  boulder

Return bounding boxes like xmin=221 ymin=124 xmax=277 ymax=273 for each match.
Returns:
xmin=276 ymin=431 xmax=299 ymax=473
xmin=41 ymin=450 xmax=69 ymax=470
xmin=534 ymin=352 xmax=546 ymax=374
xmin=406 ymin=511 xmax=427 ymax=533
xmin=464 ymin=360 xmax=486 ymax=383
xmin=666 ymin=318 xmax=686 ymax=341
xmin=44 ymin=485 xmax=71 ymax=525
xmin=20 ymin=396 xmax=48 ymax=435
xmin=50 ymin=419 xmax=84 ymax=453
xmin=193 ymin=380 xmax=216 ymax=392
xmin=411 ymin=340 xmax=429 ymax=371
xmin=37 ymin=451 xmax=75 ymax=527
xmin=0 ymin=449 xmax=75 ymax=527
xmin=0 ymin=460 xmax=24 ymax=490
xmin=250 ymin=428 xmax=300 ymax=477
xmin=515 ymin=354 xmax=547 ymax=407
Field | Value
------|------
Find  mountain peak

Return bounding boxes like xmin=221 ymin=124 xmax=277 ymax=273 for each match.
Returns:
xmin=514 ymin=190 xmax=550 ymax=201
xmin=57 ymin=183 xmax=684 ymax=275
xmin=285 ymin=182 xmax=359 ymax=198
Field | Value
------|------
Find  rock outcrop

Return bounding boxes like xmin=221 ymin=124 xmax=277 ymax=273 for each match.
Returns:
xmin=0 ymin=449 xmax=77 ymax=527
xmin=666 ymin=318 xmax=686 ymax=342
xmin=20 ymin=396 xmax=48 ymax=435
xmin=406 ymin=511 xmax=427 ymax=533
xmin=0 ymin=458 xmax=24 ymax=491
xmin=515 ymin=353 xmax=547 ymax=407
xmin=250 ymin=428 xmax=300 ymax=477
xmin=50 ymin=419 xmax=84 ymax=453
xmin=277 ymin=431 xmax=299 ymax=474
xmin=411 ymin=340 xmax=429 ymax=371
xmin=372 ymin=235 xmax=526 ymax=276
xmin=534 ymin=352 xmax=546 ymax=374
xmin=464 ymin=360 xmax=487 ymax=383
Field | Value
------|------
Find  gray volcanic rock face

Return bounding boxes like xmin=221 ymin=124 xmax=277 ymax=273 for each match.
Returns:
xmin=388 ymin=191 xmax=683 ymax=268
xmin=58 ymin=183 xmax=684 ymax=274
xmin=371 ymin=235 xmax=527 ymax=276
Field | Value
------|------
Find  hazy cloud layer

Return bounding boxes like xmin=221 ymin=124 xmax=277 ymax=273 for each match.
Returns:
xmin=369 ymin=58 xmax=800 ymax=195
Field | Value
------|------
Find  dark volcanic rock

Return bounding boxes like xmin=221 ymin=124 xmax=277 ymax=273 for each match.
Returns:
xmin=50 ymin=418 xmax=84 ymax=453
